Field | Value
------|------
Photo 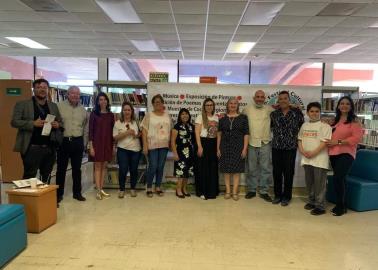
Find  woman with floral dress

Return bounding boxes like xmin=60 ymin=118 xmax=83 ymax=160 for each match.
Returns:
xmin=171 ymin=108 xmax=195 ymax=198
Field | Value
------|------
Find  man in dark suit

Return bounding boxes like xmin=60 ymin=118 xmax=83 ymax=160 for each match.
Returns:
xmin=11 ymin=79 xmax=63 ymax=184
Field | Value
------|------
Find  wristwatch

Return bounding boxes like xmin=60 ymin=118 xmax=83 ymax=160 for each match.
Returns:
xmin=338 ymin=140 xmax=342 ymax=145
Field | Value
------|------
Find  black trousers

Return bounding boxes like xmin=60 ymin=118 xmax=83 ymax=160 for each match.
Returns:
xmin=56 ymin=137 xmax=84 ymax=197
xmin=272 ymin=148 xmax=297 ymax=201
xmin=22 ymin=145 xmax=56 ymax=183
xmin=330 ymin=153 xmax=354 ymax=208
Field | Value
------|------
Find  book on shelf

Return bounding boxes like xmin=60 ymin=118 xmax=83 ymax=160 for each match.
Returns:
xmin=106 ymin=92 xmax=146 ymax=106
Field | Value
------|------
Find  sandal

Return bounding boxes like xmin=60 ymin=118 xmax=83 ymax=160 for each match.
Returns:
xmin=232 ymin=194 xmax=239 ymax=201
xmin=224 ymin=193 xmax=231 ymax=200
xmin=155 ymin=190 xmax=164 ymax=197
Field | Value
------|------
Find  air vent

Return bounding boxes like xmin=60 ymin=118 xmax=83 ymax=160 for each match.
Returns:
xmin=20 ymin=0 xmax=66 ymax=12
xmin=272 ymin=48 xmax=296 ymax=54
xmin=317 ymin=3 xmax=366 ymax=16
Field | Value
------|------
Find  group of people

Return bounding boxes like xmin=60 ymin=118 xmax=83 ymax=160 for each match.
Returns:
xmin=11 ymin=79 xmax=364 ymax=216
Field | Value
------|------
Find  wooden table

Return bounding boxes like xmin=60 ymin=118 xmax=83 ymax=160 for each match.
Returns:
xmin=6 ymin=185 xmax=58 ymax=233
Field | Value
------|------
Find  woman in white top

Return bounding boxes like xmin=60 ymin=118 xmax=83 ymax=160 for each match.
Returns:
xmin=141 ymin=94 xmax=172 ymax=198
xmin=195 ymin=98 xmax=219 ymax=199
xmin=113 ymin=102 xmax=142 ymax=198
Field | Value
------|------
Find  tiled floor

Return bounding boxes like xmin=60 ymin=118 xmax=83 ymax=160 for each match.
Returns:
xmin=3 ymin=163 xmax=378 ymax=270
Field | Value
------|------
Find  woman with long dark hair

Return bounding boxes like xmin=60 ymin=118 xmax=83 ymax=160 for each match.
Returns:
xmin=326 ymin=96 xmax=363 ymax=216
xmin=195 ymin=98 xmax=219 ymax=200
xmin=171 ymin=108 xmax=195 ymax=198
xmin=113 ymin=101 xmax=141 ymax=198
xmin=89 ymin=92 xmax=115 ymax=200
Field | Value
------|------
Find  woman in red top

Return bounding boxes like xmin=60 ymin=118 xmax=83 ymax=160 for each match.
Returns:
xmin=89 ymin=92 xmax=115 ymax=200
xmin=326 ymin=96 xmax=363 ymax=216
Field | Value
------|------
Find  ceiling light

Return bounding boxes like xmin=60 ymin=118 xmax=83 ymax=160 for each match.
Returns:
xmin=130 ymin=40 xmax=159 ymax=52
xmin=316 ymin=43 xmax=359 ymax=55
xmin=317 ymin=3 xmax=366 ymax=16
xmin=369 ymin=21 xmax=378 ymax=28
xmin=95 ymin=0 xmax=142 ymax=23
xmin=227 ymin=42 xmax=256 ymax=54
xmin=5 ymin=37 xmax=49 ymax=49
xmin=241 ymin=2 xmax=285 ymax=26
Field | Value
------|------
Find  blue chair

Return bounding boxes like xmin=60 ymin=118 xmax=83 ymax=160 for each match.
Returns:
xmin=0 ymin=204 xmax=27 ymax=268
xmin=327 ymin=149 xmax=378 ymax=212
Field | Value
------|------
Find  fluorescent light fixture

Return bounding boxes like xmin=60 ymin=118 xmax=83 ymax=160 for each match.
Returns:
xmin=316 ymin=43 xmax=359 ymax=55
xmin=241 ymin=2 xmax=285 ymax=26
xmin=160 ymin=47 xmax=182 ymax=52
xmin=130 ymin=40 xmax=159 ymax=52
xmin=227 ymin=42 xmax=256 ymax=53
xmin=5 ymin=37 xmax=49 ymax=49
xmin=369 ymin=21 xmax=378 ymax=28
xmin=95 ymin=0 xmax=142 ymax=23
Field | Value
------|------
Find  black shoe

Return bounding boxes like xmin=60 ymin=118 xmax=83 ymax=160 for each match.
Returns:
xmin=57 ymin=196 xmax=63 ymax=203
xmin=332 ymin=206 xmax=347 ymax=216
xmin=304 ymin=203 xmax=315 ymax=210
xmin=272 ymin=197 xmax=281 ymax=204
xmin=245 ymin=192 xmax=256 ymax=199
xmin=259 ymin=193 xmax=272 ymax=202
xmin=73 ymin=194 xmax=86 ymax=201
xmin=311 ymin=208 xmax=326 ymax=216
xmin=176 ymin=191 xmax=185 ymax=199
xmin=281 ymin=199 xmax=289 ymax=206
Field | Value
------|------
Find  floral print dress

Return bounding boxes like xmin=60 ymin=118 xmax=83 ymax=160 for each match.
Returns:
xmin=174 ymin=122 xmax=195 ymax=178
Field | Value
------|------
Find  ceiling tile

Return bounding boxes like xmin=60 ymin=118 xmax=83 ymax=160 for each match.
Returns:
xmin=74 ymin=12 xmax=112 ymax=24
xmin=305 ymin=16 xmax=346 ymax=27
xmin=294 ymin=27 xmax=329 ymax=35
xmin=175 ymin=14 xmax=206 ymax=25
xmin=0 ymin=11 xmax=46 ymax=22
xmin=139 ymin=13 xmax=174 ymax=24
xmin=0 ymin=0 xmax=33 ymax=11
xmin=210 ymin=2 xmax=246 ymax=15
xmin=177 ymin=25 xmax=205 ymax=34
xmin=56 ymin=0 xmax=101 ymax=12
xmin=172 ymin=1 xmax=207 ymax=14
xmin=131 ymin=0 xmax=170 ymax=14
xmin=208 ymin=15 xmax=240 ymax=26
xmin=264 ymin=26 xmax=300 ymax=35
xmin=280 ymin=2 xmax=328 ymax=16
xmin=352 ymin=4 xmax=378 ymax=17
xmin=272 ymin=16 xmax=311 ymax=27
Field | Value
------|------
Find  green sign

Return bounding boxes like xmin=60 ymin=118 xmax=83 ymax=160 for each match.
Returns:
xmin=6 ymin=88 xmax=22 ymax=96
xmin=149 ymin=72 xmax=169 ymax=82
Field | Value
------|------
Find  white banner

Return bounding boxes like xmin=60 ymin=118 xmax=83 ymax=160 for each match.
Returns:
xmin=147 ymin=83 xmax=322 ymax=121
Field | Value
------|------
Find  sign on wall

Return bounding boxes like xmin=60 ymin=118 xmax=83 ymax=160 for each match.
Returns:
xmin=149 ymin=72 xmax=169 ymax=82
xmin=148 ymin=83 xmax=322 ymax=122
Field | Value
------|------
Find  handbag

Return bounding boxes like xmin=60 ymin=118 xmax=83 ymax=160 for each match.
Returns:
xmin=50 ymin=128 xmax=64 ymax=147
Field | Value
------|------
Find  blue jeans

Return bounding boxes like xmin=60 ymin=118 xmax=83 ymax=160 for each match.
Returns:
xmin=146 ymin=148 xmax=168 ymax=189
xmin=246 ymin=143 xmax=272 ymax=194
xmin=117 ymin=148 xmax=141 ymax=191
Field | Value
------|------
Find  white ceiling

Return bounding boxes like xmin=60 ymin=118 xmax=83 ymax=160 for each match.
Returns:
xmin=1 ymin=0 xmax=378 ymax=62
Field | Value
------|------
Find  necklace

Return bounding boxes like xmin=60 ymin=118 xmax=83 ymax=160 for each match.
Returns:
xmin=229 ymin=116 xmax=235 ymax=130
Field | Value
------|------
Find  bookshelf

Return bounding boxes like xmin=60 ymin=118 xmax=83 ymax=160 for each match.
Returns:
xmin=321 ymin=86 xmax=359 ymax=112
xmin=357 ymin=94 xmax=378 ymax=149
xmin=49 ymin=86 xmax=94 ymax=108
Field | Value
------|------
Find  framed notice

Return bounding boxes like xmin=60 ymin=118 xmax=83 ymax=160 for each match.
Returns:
xmin=149 ymin=72 xmax=169 ymax=82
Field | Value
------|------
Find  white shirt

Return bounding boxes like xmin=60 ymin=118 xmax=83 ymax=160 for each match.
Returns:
xmin=242 ymin=103 xmax=274 ymax=147
xmin=113 ymin=120 xmax=141 ymax=152
xmin=298 ymin=121 xmax=332 ymax=170
xmin=195 ymin=114 xmax=218 ymax=138
xmin=140 ymin=112 xmax=172 ymax=149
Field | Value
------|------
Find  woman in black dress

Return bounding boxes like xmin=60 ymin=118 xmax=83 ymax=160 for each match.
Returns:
xmin=171 ymin=108 xmax=195 ymax=198
xmin=195 ymin=98 xmax=219 ymax=200
xmin=217 ymin=97 xmax=249 ymax=201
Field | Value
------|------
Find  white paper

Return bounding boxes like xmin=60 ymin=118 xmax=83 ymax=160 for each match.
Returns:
xmin=42 ymin=114 xmax=55 ymax=136
xmin=13 ymin=178 xmax=44 ymax=188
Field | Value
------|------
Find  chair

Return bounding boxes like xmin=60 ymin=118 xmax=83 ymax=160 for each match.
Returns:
xmin=0 ymin=204 xmax=27 ymax=268
xmin=327 ymin=149 xmax=378 ymax=211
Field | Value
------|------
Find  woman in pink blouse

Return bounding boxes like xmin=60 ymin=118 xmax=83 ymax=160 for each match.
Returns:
xmin=326 ymin=96 xmax=363 ymax=216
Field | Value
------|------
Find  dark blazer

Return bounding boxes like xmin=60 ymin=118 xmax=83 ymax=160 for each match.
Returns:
xmin=11 ymin=99 xmax=62 ymax=155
